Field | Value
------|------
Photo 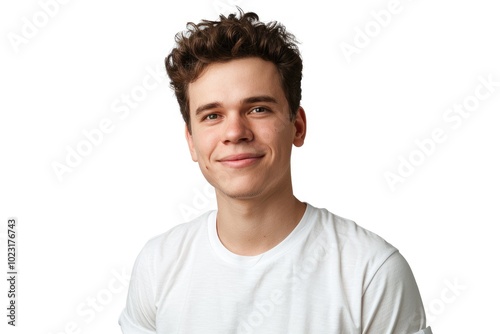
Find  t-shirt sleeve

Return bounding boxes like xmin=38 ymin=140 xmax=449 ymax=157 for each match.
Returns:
xmin=361 ymin=251 xmax=432 ymax=334
xmin=119 ymin=242 xmax=157 ymax=333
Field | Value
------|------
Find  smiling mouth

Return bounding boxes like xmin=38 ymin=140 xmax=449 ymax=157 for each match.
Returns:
xmin=218 ymin=154 xmax=265 ymax=168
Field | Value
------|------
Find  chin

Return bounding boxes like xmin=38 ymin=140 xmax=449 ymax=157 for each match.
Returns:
xmin=212 ymin=176 xmax=266 ymax=198
xmin=220 ymin=189 xmax=263 ymax=200
xmin=216 ymin=183 xmax=266 ymax=200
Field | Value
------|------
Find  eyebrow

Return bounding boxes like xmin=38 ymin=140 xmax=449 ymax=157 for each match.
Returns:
xmin=243 ymin=95 xmax=278 ymax=105
xmin=195 ymin=95 xmax=278 ymax=115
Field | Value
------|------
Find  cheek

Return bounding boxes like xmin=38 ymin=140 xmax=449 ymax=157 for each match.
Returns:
xmin=269 ymin=122 xmax=295 ymax=146
xmin=259 ymin=119 xmax=287 ymax=141
xmin=193 ymin=134 xmax=216 ymax=162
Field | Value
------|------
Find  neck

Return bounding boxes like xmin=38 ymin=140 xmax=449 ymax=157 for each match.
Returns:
xmin=215 ymin=183 xmax=306 ymax=256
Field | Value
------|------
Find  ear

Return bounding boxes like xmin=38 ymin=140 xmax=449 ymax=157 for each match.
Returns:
xmin=292 ymin=107 xmax=306 ymax=147
xmin=185 ymin=124 xmax=198 ymax=162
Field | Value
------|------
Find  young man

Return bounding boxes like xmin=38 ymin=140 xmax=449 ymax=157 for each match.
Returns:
xmin=119 ymin=10 xmax=432 ymax=334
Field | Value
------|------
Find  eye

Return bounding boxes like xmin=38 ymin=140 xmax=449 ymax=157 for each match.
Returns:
xmin=251 ymin=107 xmax=269 ymax=113
xmin=204 ymin=114 xmax=219 ymax=120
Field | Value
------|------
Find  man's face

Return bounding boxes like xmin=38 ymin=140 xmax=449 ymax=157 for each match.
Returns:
xmin=186 ymin=57 xmax=306 ymax=200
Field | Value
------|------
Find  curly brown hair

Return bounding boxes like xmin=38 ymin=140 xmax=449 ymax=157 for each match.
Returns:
xmin=165 ymin=9 xmax=303 ymax=132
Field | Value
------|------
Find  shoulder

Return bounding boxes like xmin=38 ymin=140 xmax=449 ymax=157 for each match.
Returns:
xmin=306 ymin=204 xmax=399 ymax=288
xmin=309 ymin=204 xmax=397 ymax=255
xmin=306 ymin=204 xmax=427 ymax=324
xmin=120 ymin=213 xmax=213 ymax=332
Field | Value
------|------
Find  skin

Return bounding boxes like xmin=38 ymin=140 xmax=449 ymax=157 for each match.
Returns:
xmin=186 ymin=57 xmax=307 ymax=256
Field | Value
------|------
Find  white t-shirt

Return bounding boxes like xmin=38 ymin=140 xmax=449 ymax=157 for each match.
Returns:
xmin=119 ymin=203 xmax=432 ymax=334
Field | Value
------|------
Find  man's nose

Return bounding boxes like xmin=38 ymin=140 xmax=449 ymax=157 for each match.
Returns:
xmin=222 ymin=114 xmax=254 ymax=144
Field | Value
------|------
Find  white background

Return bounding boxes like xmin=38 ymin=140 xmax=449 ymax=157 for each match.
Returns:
xmin=1 ymin=0 xmax=499 ymax=333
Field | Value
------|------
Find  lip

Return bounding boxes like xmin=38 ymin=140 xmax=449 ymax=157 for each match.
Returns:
xmin=217 ymin=153 xmax=265 ymax=168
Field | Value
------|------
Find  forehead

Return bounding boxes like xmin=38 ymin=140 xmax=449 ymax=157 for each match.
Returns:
xmin=187 ymin=57 xmax=286 ymax=112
